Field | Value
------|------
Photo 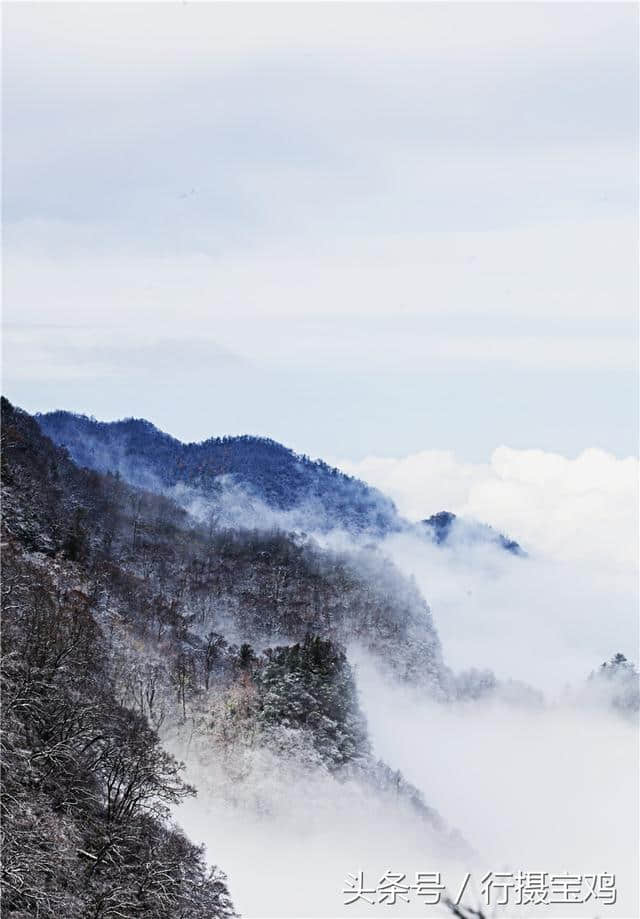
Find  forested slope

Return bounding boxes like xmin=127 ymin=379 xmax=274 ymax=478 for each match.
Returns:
xmin=37 ymin=410 xmax=400 ymax=534
xmin=37 ymin=410 xmax=524 ymax=554
xmin=1 ymin=401 xmax=237 ymax=918
xmin=1 ymin=398 xmax=463 ymax=916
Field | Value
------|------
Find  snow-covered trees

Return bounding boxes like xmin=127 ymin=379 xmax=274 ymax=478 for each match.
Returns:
xmin=0 ymin=547 xmax=236 ymax=919
xmin=37 ymin=408 xmax=401 ymax=534
xmin=256 ymin=636 xmax=370 ymax=768
xmin=0 ymin=396 xmax=460 ymax=913
xmin=1 ymin=399 xmax=237 ymax=918
xmin=589 ymin=652 xmax=640 ymax=713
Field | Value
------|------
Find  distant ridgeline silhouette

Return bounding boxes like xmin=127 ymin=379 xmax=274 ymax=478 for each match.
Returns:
xmin=422 ymin=511 xmax=524 ymax=555
xmin=37 ymin=411 xmax=401 ymax=534
xmin=37 ymin=410 xmax=522 ymax=552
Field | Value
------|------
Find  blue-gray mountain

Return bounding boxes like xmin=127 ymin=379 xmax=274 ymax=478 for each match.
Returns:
xmin=37 ymin=411 xmax=399 ymax=534
xmin=422 ymin=511 xmax=523 ymax=555
xmin=37 ymin=410 xmax=522 ymax=553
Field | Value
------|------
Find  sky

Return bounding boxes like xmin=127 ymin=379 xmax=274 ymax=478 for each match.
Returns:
xmin=2 ymin=2 xmax=638 ymax=461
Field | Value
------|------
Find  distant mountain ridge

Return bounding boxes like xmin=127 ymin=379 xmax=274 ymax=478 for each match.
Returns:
xmin=37 ymin=411 xmax=401 ymax=535
xmin=36 ymin=410 xmax=523 ymax=553
xmin=422 ymin=510 xmax=523 ymax=555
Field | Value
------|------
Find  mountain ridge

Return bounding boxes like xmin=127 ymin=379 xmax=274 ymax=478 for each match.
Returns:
xmin=36 ymin=410 xmax=401 ymax=535
xmin=3 ymin=395 xmax=473 ymax=917
xmin=422 ymin=510 xmax=523 ymax=555
xmin=37 ymin=409 xmax=524 ymax=555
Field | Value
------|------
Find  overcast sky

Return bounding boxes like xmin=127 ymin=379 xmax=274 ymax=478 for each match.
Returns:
xmin=2 ymin=2 xmax=638 ymax=460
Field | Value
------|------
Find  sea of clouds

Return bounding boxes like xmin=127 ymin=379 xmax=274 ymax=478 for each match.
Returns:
xmin=337 ymin=446 xmax=638 ymax=569
xmin=176 ymin=444 xmax=638 ymax=918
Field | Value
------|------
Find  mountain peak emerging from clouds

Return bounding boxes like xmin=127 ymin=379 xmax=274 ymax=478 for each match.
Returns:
xmin=36 ymin=409 xmax=524 ymax=555
xmin=422 ymin=510 xmax=523 ymax=555
xmin=36 ymin=410 xmax=401 ymax=535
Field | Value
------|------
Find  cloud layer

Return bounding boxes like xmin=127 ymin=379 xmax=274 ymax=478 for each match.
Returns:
xmin=338 ymin=446 xmax=639 ymax=569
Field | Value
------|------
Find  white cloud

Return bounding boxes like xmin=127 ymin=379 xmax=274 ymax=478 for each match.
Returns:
xmin=337 ymin=446 xmax=639 ymax=569
xmin=355 ymin=655 xmax=640 ymax=918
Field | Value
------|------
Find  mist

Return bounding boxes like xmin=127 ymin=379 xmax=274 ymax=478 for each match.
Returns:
xmin=355 ymin=653 xmax=639 ymax=918
xmin=163 ymin=499 xmax=638 ymax=918
xmin=380 ymin=531 xmax=638 ymax=694
xmin=170 ymin=642 xmax=638 ymax=918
